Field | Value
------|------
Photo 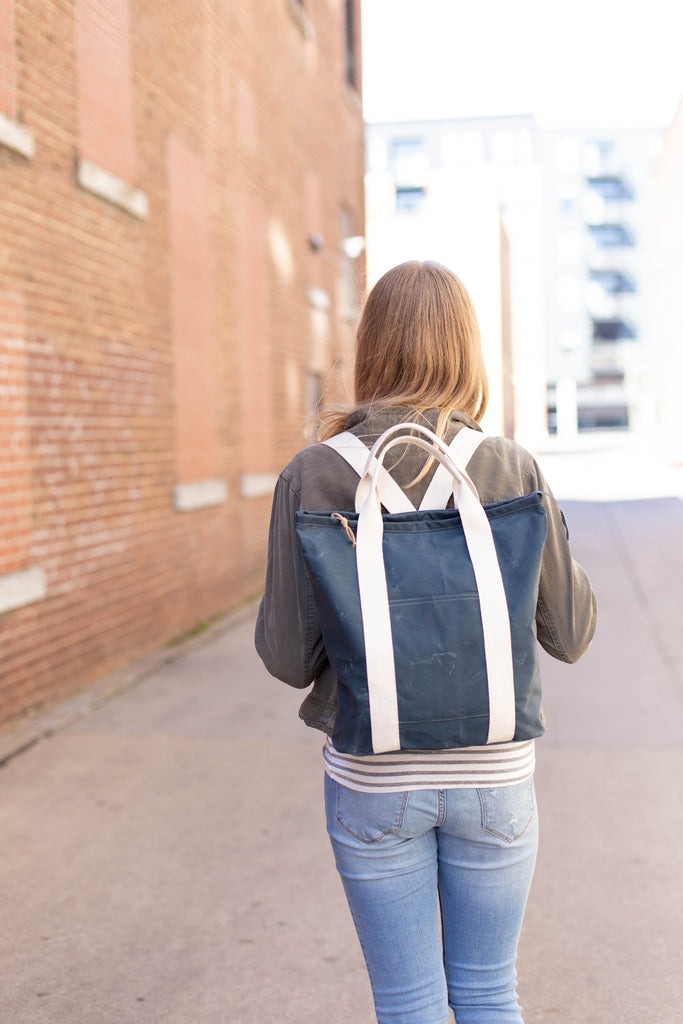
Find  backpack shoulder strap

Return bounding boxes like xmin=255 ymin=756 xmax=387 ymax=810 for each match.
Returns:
xmin=419 ymin=426 xmax=487 ymax=510
xmin=323 ymin=432 xmax=415 ymax=513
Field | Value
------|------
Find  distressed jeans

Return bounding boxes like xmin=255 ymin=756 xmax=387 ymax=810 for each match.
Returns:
xmin=324 ymin=774 xmax=538 ymax=1024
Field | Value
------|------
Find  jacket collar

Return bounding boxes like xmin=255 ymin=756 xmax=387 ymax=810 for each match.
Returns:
xmin=344 ymin=405 xmax=482 ymax=437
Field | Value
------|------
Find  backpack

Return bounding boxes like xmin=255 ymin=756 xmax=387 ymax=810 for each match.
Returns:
xmin=295 ymin=422 xmax=547 ymax=755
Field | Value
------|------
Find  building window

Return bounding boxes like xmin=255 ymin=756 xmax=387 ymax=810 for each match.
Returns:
xmin=75 ymin=0 xmax=137 ymax=184
xmin=390 ymin=137 xmax=428 ymax=186
xmin=0 ymin=0 xmax=34 ymax=158
xmin=338 ymin=205 xmax=357 ymax=318
xmin=592 ymin=369 xmax=625 ymax=385
xmin=167 ymin=137 xmax=222 ymax=503
xmin=306 ymin=371 xmax=322 ymax=416
xmin=586 ymin=175 xmax=633 ymax=201
xmin=0 ymin=294 xmax=32 ymax=580
xmin=344 ymin=0 xmax=358 ymax=89
xmin=395 ymin=186 xmax=426 ymax=214
xmin=589 ymin=269 xmax=636 ymax=294
xmin=578 ymin=403 xmax=629 ymax=432
xmin=588 ymin=223 xmax=634 ymax=247
xmin=592 ymin=318 xmax=636 ymax=341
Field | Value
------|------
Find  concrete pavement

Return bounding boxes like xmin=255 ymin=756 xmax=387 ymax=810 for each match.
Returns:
xmin=1 ymin=438 xmax=682 ymax=1024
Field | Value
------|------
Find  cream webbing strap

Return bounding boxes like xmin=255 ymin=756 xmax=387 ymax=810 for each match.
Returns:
xmin=324 ymin=432 xmax=414 ymax=513
xmin=420 ymin=427 xmax=486 ymax=510
xmin=324 ymin=427 xmax=486 ymax=514
xmin=354 ymin=423 xmax=515 ymax=753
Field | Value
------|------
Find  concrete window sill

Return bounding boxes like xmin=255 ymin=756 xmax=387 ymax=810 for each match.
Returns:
xmin=0 ymin=113 xmax=35 ymax=159
xmin=173 ymin=479 xmax=228 ymax=512
xmin=240 ymin=473 xmax=278 ymax=499
xmin=0 ymin=566 xmax=47 ymax=616
xmin=77 ymin=158 xmax=149 ymax=219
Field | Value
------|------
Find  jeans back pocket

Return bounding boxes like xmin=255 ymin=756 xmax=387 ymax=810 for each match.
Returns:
xmin=478 ymin=779 xmax=536 ymax=843
xmin=333 ymin=782 xmax=410 ymax=844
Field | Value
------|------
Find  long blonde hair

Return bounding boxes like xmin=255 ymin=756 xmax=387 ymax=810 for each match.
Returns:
xmin=318 ymin=261 xmax=489 ymax=440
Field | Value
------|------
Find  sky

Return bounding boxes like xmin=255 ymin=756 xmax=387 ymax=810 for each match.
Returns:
xmin=361 ymin=0 xmax=683 ymax=130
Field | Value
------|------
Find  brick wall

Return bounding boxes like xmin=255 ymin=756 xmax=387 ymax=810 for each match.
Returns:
xmin=0 ymin=0 xmax=17 ymax=118
xmin=75 ymin=0 xmax=137 ymax=181
xmin=0 ymin=0 xmax=365 ymax=727
xmin=0 ymin=292 xmax=31 ymax=578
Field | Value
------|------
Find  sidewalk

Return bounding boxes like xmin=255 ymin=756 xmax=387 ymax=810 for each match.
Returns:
xmin=529 ymin=425 xmax=683 ymax=502
xmin=0 ymin=444 xmax=682 ymax=1023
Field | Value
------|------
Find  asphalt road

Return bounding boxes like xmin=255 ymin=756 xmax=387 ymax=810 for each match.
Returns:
xmin=1 ymin=460 xmax=682 ymax=1022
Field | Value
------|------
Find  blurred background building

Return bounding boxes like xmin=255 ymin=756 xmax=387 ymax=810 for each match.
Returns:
xmin=0 ymin=0 xmax=364 ymax=728
xmin=542 ymin=128 xmax=661 ymax=437
xmin=365 ymin=116 xmax=664 ymax=444
xmin=365 ymin=115 xmax=543 ymax=443
xmin=651 ymin=95 xmax=683 ymax=435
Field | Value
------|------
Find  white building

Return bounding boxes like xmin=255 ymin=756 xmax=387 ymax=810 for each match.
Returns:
xmin=365 ymin=117 xmax=662 ymax=442
xmin=651 ymin=95 xmax=683 ymax=435
xmin=541 ymin=128 xmax=662 ymax=435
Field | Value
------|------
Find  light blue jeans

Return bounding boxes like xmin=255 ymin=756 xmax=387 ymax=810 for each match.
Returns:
xmin=324 ymin=774 xmax=538 ymax=1024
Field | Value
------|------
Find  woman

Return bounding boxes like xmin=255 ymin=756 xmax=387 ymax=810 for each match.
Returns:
xmin=255 ymin=261 xmax=597 ymax=1024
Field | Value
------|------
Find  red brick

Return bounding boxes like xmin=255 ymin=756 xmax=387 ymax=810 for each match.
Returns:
xmin=0 ymin=0 xmax=365 ymax=730
xmin=74 ymin=0 xmax=136 ymax=181
xmin=167 ymin=135 xmax=219 ymax=484
xmin=0 ymin=0 xmax=16 ymax=118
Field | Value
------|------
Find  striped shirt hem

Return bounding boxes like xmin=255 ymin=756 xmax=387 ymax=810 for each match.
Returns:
xmin=323 ymin=738 xmax=535 ymax=792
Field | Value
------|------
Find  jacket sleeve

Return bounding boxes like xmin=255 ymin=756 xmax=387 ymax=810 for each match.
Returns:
xmin=527 ymin=458 xmax=598 ymax=663
xmin=254 ymin=473 xmax=328 ymax=688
